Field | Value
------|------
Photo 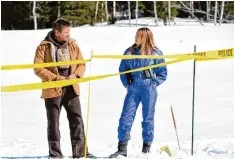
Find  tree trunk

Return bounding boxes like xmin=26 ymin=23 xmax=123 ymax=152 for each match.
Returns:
xmin=95 ymin=1 xmax=99 ymax=23
xmin=33 ymin=1 xmax=37 ymax=30
xmin=101 ymin=2 xmax=104 ymax=22
xmin=58 ymin=1 xmax=60 ymax=19
xmin=136 ymin=1 xmax=138 ymax=26
xmin=219 ymin=1 xmax=225 ymax=25
xmin=168 ymin=1 xmax=171 ymax=25
xmin=113 ymin=0 xmax=116 ymax=19
xmin=190 ymin=1 xmax=194 ymax=18
xmin=105 ymin=1 xmax=108 ymax=24
xmin=128 ymin=1 xmax=131 ymax=27
xmin=214 ymin=1 xmax=218 ymax=25
xmin=206 ymin=1 xmax=210 ymax=22
xmin=154 ymin=1 xmax=158 ymax=26
xmin=163 ymin=1 xmax=167 ymax=25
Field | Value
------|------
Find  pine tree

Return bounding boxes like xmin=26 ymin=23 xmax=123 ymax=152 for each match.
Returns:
xmin=96 ymin=1 xmax=106 ymax=23
xmin=1 ymin=1 xmax=32 ymax=30
xmin=60 ymin=1 xmax=97 ymax=26
xmin=224 ymin=1 xmax=234 ymax=20
xmin=140 ymin=1 xmax=178 ymax=25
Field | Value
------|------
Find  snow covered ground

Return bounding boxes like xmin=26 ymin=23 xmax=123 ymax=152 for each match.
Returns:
xmin=1 ymin=18 xmax=234 ymax=159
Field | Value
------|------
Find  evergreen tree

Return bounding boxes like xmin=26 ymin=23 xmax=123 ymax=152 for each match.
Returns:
xmin=36 ymin=1 xmax=57 ymax=29
xmin=224 ymin=1 xmax=234 ymax=20
xmin=60 ymin=1 xmax=96 ymax=26
xmin=2 ymin=1 xmax=234 ymax=30
xmin=1 ymin=1 xmax=32 ymax=30
xmin=141 ymin=1 xmax=178 ymax=25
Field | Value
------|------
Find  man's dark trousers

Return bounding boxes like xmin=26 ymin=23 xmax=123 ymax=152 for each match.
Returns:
xmin=45 ymin=86 xmax=87 ymax=158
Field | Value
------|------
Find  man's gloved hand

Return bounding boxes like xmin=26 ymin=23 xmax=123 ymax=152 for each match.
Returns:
xmin=55 ymin=75 xmax=66 ymax=81
xmin=67 ymin=74 xmax=77 ymax=80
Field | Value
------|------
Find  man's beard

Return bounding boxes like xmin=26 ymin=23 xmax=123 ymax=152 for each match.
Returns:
xmin=61 ymin=37 xmax=69 ymax=43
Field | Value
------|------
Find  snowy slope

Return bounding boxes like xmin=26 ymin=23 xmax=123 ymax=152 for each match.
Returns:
xmin=1 ymin=18 xmax=234 ymax=159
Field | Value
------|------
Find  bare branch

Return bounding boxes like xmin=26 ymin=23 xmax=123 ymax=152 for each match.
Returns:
xmin=176 ymin=2 xmax=232 ymax=23
xmin=178 ymin=1 xmax=204 ymax=26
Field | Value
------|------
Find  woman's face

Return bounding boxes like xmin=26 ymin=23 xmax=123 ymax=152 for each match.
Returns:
xmin=135 ymin=31 xmax=141 ymax=45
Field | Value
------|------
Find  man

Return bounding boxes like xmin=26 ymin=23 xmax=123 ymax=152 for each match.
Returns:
xmin=34 ymin=19 xmax=93 ymax=158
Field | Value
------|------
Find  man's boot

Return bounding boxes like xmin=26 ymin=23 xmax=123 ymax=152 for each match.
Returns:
xmin=86 ymin=152 xmax=95 ymax=158
xmin=142 ymin=143 xmax=151 ymax=153
xmin=109 ymin=142 xmax=127 ymax=158
xmin=48 ymin=141 xmax=63 ymax=158
xmin=72 ymin=143 xmax=95 ymax=158
xmin=73 ymin=152 xmax=95 ymax=159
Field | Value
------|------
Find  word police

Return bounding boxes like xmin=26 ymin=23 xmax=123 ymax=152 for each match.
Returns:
xmin=218 ymin=49 xmax=233 ymax=57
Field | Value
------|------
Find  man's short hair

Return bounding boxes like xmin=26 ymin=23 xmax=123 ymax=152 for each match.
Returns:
xmin=52 ymin=19 xmax=71 ymax=32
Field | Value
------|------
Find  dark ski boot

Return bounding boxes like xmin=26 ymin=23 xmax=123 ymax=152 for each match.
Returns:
xmin=109 ymin=142 xmax=127 ymax=158
xmin=142 ymin=143 xmax=151 ymax=153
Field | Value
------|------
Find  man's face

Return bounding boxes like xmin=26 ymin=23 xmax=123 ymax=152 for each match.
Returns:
xmin=55 ymin=26 xmax=70 ymax=42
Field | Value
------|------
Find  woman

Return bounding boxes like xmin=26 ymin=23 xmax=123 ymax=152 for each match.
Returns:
xmin=110 ymin=28 xmax=168 ymax=158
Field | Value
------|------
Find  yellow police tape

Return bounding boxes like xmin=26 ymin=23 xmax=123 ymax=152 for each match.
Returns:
xmin=1 ymin=58 xmax=190 ymax=92
xmin=1 ymin=59 xmax=91 ymax=71
xmin=92 ymin=48 xmax=234 ymax=60
xmin=1 ymin=48 xmax=233 ymax=70
xmin=1 ymin=48 xmax=234 ymax=92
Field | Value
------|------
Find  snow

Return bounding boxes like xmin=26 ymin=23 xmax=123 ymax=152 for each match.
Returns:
xmin=1 ymin=18 xmax=234 ymax=159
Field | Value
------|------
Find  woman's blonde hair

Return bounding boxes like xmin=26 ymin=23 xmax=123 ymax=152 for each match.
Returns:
xmin=130 ymin=27 xmax=157 ymax=55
